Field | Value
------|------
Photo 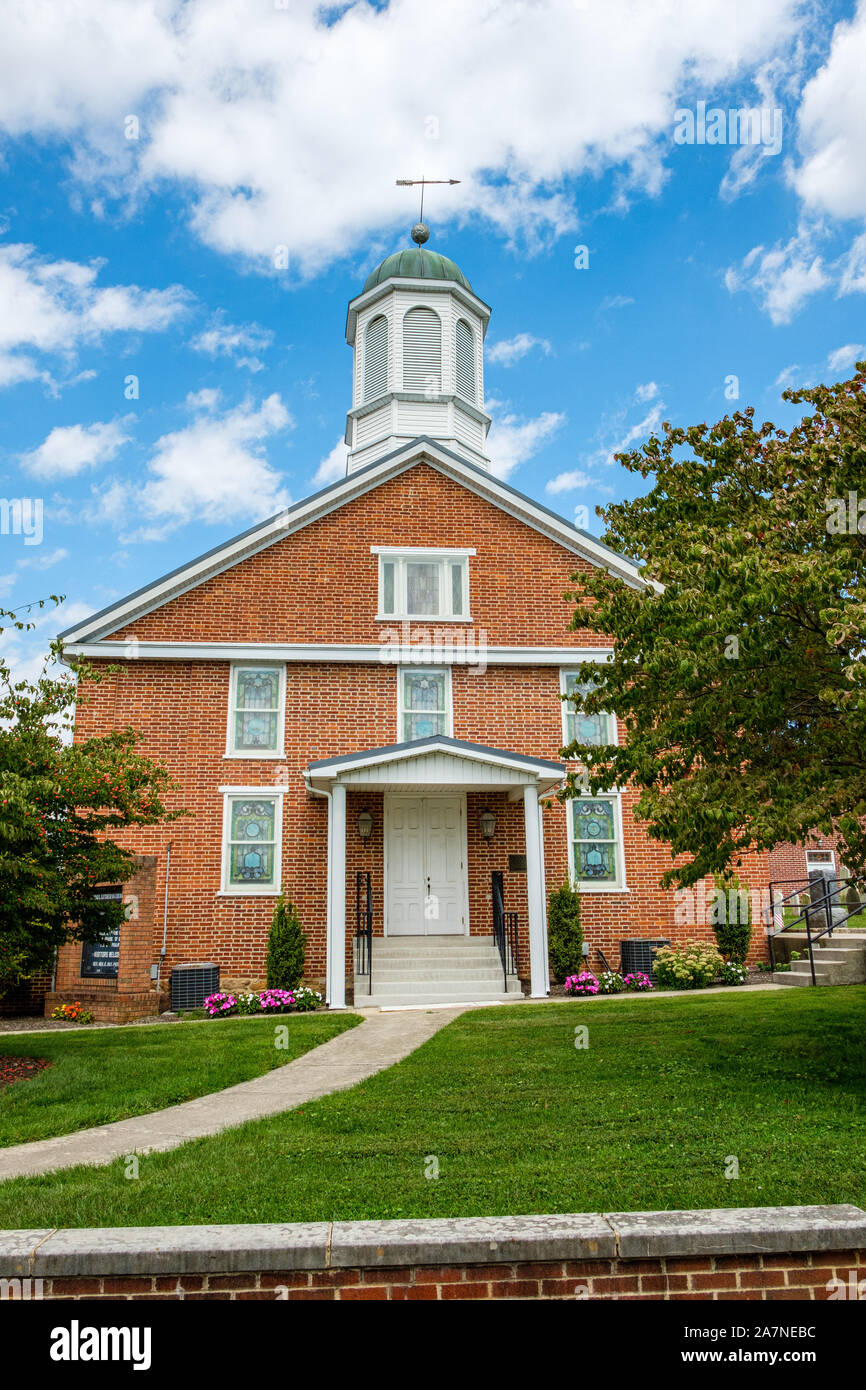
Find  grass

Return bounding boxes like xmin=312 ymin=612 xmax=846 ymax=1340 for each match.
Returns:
xmin=0 ymin=1013 xmax=359 ymax=1146
xmin=0 ymin=987 xmax=862 ymax=1229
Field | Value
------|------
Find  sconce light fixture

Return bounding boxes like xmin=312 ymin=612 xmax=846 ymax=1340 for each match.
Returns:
xmin=357 ymin=808 xmax=373 ymax=841
xmin=480 ymin=807 xmax=496 ymax=840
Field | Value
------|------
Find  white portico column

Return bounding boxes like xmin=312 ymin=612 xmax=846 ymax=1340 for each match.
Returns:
xmin=327 ymin=782 xmax=347 ymax=1009
xmin=523 ymin=783 xmax=549 ymax=998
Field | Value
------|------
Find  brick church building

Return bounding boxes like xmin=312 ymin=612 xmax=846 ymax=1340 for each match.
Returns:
xmin=51 ymin=230 xmax=770 ymax=1020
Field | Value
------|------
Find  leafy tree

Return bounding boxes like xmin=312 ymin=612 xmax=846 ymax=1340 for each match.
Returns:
xmin=547 ymin=881 xmax=583 ymax=982
xmin=266 ymin=893 xmax=306 ymax=989
xmin=0 ymin=601 xmax=180 ymax=994
xmin=562 ymin=366 xmax=866 ymax=887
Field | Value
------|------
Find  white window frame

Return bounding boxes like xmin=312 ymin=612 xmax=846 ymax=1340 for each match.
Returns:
xmin=372 ymin=546 xmax=474 ymax=622
xmin=219 ymin=787 xmax=285 ymax=897
xmin=224 ymin=662 xmax=286 ymax=759
xmin=567 ymin=790 xmax=628 ymax=893
xmin=560 ymin=668 xmax=618 ymax=750
xmin=397 ymin=666 xmax=454 ymax=742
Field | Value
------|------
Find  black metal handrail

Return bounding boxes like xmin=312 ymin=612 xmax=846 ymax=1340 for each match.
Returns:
xmin=766 ymin=874 xmax=866 ymax=985
xmin=491 ymin=871 xmax=520 ymax=990
xmin=355 ymin=870 xmax=373 ymax=995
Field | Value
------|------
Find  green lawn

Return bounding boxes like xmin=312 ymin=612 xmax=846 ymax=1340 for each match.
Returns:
xmin=0 ymin=1013 xmax=359 ymax=1146
xmin=0 ymin=988 xmax=862 ymax=1229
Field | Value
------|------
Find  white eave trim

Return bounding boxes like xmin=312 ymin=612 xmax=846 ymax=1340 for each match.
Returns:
xmin=57 ymin=440 xmax=649 ymax=645
xmin=60 ymin=641 xmax=614 ymax=666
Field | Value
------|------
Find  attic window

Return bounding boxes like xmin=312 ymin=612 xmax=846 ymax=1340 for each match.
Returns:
xmin=372 ymin=547 xmax=473 ymax=621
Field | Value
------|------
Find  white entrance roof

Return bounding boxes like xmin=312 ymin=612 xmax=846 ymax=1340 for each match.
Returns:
xmin=304 ymin=735 xmax=564 ymax=795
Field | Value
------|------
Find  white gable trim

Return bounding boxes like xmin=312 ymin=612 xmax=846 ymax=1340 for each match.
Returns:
xmin=58 ymin=439 xmax=649 ymax=646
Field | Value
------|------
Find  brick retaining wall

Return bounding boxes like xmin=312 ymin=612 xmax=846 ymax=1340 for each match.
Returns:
xmin=3 ymin=1206 xmax=863 ymax=1302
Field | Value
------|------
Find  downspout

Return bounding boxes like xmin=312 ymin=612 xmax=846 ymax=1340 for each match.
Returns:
xmin=305 ymin=778 xmax=333 ymax=1004
xmin=156 ymin=840 xmax=172 ymax=992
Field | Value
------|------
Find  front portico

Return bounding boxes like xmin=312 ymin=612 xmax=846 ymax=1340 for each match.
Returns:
xmin=305 ymin=736 xmax=564 ymax=1007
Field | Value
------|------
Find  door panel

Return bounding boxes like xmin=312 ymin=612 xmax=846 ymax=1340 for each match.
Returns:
xmin=386 ymin=795 xmax=466 ymax=936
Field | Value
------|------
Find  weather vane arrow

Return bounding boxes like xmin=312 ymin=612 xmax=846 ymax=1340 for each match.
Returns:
xmin=396 ymin=177 xmax=460 ymax=239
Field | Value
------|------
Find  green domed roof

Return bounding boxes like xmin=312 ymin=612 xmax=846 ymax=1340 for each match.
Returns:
xmin=363 ymin=247 xmax=472 ymax=294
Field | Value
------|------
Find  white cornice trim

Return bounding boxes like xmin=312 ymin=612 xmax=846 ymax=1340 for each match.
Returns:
xmin=60 ymin=641 xmax=614 ymax=666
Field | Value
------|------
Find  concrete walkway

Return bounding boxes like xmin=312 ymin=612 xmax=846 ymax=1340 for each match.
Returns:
xmin=0 ymin=1007 xmax=465 ymax=1183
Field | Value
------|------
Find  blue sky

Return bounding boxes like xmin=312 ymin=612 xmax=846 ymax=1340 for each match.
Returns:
xmin=1 ymin=0 xmax=865 ymax=679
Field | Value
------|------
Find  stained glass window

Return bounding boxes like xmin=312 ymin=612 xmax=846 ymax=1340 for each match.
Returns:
xmin=376 ymin=553 xmax=470 ymax=619
xmin=230 ymin=667 xmax=281 ymax=753
xmin=563 ymin=674 xmax=614 ymax=749
xmin=406 ymin=562 xmax=439 ymax=615
xmin=400 ymin=669 xmax=448 ymax=740
xmin=572 ymin=797 xmax=620 ymax=885
xmin=227 ymin=797 xmax=277 ymax=887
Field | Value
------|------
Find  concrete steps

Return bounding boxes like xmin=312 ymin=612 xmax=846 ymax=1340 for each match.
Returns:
xmin=353 ymin=935 xmax=524 ymax=1008
xmin=773 ymin=933 xmax=866 ymax=987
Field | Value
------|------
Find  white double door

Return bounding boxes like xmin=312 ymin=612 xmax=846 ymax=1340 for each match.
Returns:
xmin=385 ymin=794 xmax=467 ymax=936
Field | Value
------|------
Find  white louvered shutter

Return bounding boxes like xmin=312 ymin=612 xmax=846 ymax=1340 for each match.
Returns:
xmin=364 ymin=315 xmax=388 ymax=400
xmin=402 ymin=307 xmax=441 ymax=393
xmin=455 ymin=319 xmax=476 ymax=403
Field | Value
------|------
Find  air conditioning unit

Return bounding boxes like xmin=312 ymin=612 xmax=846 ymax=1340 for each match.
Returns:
xmin=170 ymin=963 xmax=220 ymax=1010
xmin=620 ymin=938 xmax=670 ymax=980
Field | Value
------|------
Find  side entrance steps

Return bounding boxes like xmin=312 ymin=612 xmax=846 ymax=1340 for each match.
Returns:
xmin=353 ymin=936 xmax=524 ymax=1008
xmin=773 ymin=932 xmax=866 ymax=987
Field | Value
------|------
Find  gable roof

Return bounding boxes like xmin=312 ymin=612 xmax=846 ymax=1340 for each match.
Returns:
xmin=305 ymin=734 xmax=565 ymax=793
xmin=58 ymin=436 xmax=647 ymax=646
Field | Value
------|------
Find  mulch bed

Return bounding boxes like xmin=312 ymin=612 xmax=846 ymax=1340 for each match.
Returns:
xmin=0 ymin=1055 xmax=52 ymax=1087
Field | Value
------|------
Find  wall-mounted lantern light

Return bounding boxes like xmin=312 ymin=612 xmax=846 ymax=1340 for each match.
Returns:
xmin=480 ymin=807 xmax=497 ymax=840
xmin=357 ymin=808 xmax=374 ymax=841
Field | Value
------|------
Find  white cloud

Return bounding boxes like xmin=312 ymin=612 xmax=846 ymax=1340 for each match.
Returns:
xmin=792 ymin=5 xmax=866 ymax=221
xmin=0 ymin=242 xmax=190 ymax=388
xmin=98 ymin=394 xmax=293 ymax=541
xmin=313 ymin=437 xmax=349 ymax=486
xmin=839 ymin=232 xmax=866 ymax=295
xmin=486 ymin=409 xmax=565 ymax=481
xmin=635 ymin=381 xmax=659 ymax=402
xmin=724 ymin=229 xmax=830 ymax=324
xmin=189 ymin=313 xmax=273 ymax=371
xmin=827 ymin=343 xmax=865 ymax=374
xmin=0 ymin=0 xmax=805 ymax=275
xmin=20 ymin=418 xmax=131 ymax=478
xmin=486 ymin=334 xmax=552 ymax=367
xmin=16 ymin=547 xmax=69 ymax=571
xmin=545 ymin=469 xmax=597 ymax=495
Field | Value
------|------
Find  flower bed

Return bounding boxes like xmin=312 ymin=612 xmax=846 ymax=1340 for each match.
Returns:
xmin=559 ymin=942 xmax=750 ymax=997
xmin=203 ymin=986 xmax=323 ymax=1019
xmin=50 ymin=1001 xmax=94 ymax=1024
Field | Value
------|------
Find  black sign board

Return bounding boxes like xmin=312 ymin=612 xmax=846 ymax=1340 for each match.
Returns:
xmin=508 ymin=854 xmax=527 ymax=873
xmin=80 ymin=887 xmax=123 ymax=979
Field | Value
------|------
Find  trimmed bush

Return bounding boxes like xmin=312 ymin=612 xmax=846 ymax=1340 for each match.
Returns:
xmin=711 ymin=873 xmax=753 ymax=963
xmin=653 ymin=941 xmax=723 ymax=990
xmin=266 ymin=894 xmax=307 ymax=990
xmin=547 ymin=881 xmax=583 ymax=983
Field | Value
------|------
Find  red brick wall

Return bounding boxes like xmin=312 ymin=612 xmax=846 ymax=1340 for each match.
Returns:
xmin=47 ymin=857 xmax=167 ymax=1022
xmin=67 ymin=463 xmax=770 ymax=1000
xmin=36 ymin=1248 xmax=864 ymax=1301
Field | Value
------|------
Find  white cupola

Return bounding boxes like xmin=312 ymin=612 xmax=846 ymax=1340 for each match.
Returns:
xmin=344 ymin=223 xmax=492 ymax=473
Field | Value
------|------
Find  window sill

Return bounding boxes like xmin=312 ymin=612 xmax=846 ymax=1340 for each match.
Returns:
xmin=574 ymin=885 xmax=630 ymax=894
xmin=222 ymin=752 xmax=285 ymax=760
xmin=216 ymin=890 xmax=282 ymax=899
xmin=375 ymin=615 xmax=473 ymax=624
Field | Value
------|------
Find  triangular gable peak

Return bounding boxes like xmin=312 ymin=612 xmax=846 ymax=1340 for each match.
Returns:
xmin=59 ymin=437 xmax=646 ymax=648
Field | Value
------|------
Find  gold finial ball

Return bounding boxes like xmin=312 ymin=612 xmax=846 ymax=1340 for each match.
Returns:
xmin=411 ymin=221 xmax=430 ymax=246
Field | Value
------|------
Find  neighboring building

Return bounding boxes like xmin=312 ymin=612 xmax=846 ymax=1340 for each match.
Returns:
xmin=52 ymin=231 xmax=770 ymax=1020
